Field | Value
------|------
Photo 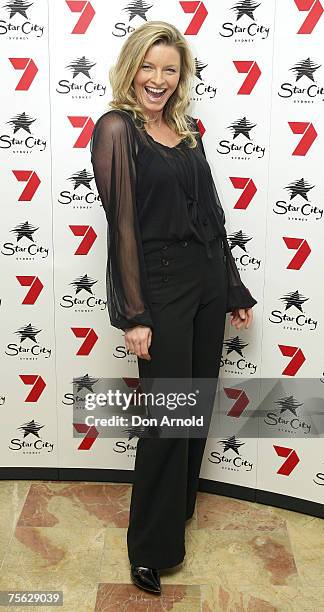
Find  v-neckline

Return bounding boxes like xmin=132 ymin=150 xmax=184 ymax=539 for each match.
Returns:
xmin=144 ymin=129 xmax=184 ymax=150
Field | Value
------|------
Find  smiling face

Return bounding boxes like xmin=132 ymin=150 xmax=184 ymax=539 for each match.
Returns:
xmin=133 ymin=42 xmax=181 ymax=114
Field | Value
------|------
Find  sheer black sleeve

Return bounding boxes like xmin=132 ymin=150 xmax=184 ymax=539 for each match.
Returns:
xmin=90 ymin=110 xmax=154 ymax=331
xmin=191 ymin=117 xmax=257 ymax=313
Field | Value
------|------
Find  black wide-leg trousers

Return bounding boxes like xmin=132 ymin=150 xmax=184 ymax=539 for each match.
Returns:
xmin=127 ymin=236 xmax=228 ymax=569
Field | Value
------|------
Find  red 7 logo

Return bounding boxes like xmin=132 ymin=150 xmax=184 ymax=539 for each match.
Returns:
xmin=69 ymin=225 xmax=97 ymax=254
xmin=233 ymin=60 xmax=261 ymax=94
xmin=74 ymin=423 xmax=99 ymax=449
xmin=274 ymin=445 xmax=300 ymax=475
xmin=179 ymin=1 xmax=208 ymax=34
xmin=19 ymin=374 xmax=46 ymax=402
xmin=223 ymin=387 xmax=249 ymax=417
xmin=288 ymin=121 xmax=317 ymax=155
xmin=16 ymin=276 xmax=43 ymax=304
xmin=12 ymin=170 xmax=40 ymax=201
xmin=283 ymin=237 xmax=311 ymax=269
xmin=71 ymin=327 xmax=98 ymax=355
xmin=230 ymin=177 xmax=257 ymax=210
xmin=68 ymin=116 xmax=94 ymax=148
xmin=9 ymin=58 xmax=38 ymax=90
xmin=65 ymin=0 xmax=95 ymax=34
xmin=294 ymin=0 xmax=323 ymax=33
xmin=278 ymin=345 xmax=306 ymax=376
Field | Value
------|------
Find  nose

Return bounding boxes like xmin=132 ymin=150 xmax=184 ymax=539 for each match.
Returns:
xmin=148 ymin=69 xmax=166 ymax=87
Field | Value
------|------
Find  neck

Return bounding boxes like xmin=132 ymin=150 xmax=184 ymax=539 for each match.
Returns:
xmin=146 ymin=109 xmax=164 ymax=128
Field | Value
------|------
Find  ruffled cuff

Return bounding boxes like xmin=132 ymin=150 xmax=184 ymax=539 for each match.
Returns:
xmin=226 ymin=284 xmax=257 ymax=313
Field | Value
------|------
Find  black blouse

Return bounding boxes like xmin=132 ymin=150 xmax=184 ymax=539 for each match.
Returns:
xmin=90 ymin=109 xmax=257 ymax=331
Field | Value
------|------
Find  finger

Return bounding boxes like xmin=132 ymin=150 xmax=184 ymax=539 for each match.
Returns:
xmin=139 ymin=338 xmax=151 ymax=360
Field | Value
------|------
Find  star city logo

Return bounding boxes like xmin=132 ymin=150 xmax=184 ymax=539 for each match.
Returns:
xmin=263 ymin=395 xmax=312 ymax=436
xmin=59 ymin=274 xmax=107 ymax=312
xmin=269 ymin=290 xmax=317 ymax=332
xmin=1 ymin=221 xmax=49 ymax=260
xmin=1 ymin=0 xmax=45 ymax=38
xmin=192 ymin=58 xmax=217 ymax=101
xmin=62 ymin=373 xmax=100 ymax=405
xmin=56 ymin=56 xmax=106 ymax=98
xmin=5 ymin=323 xmax=52 ymax=359
xmin=279 ymin=58 xmax=324 ymax=101
xmin=58 ymin=169 xmax=100 ymax=209
xmin=220 ymin=0 xmax=270 ymax=40
xmin=208 ymin=435 xmax=253 ymax=472
xmin=112 ymin=0 xmax=153 ymax=37
xmin=273 ymin=178 xmax=323 ymax=222
xmin=0 ymin=113 xmax=47 ymax=152
xmin=217 ymin=116 xmax=266 ymax=160
xmin=221 ymin=337 xmax=258 ymax=375
xmin=9 ymin=419 xmax=54 ymax=453
xmin=227 ymin=231 xmax=261 ymax=270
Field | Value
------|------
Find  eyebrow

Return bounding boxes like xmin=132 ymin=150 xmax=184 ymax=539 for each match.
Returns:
xmin=142 ymin=61 xmax=179 ymax=68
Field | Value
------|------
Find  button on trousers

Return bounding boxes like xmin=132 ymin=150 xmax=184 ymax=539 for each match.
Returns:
xmin=127 ymin=237 xmax=228 ymax=569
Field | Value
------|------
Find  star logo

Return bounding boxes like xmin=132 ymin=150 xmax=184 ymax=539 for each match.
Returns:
xmin=4 ymin=0 xmax=33 ymax=20
xmin=231 ymin=0 xmax=261 ymax=21
xmin=279 ymin=291 xmax=309 ymax=312
xmin=17 ymin=419 xmax=44 ymax=438
xmin=67 ymin=169 xmax=93 ymax=191
xmin=220 ymin=435 xmax=245 ymax=454
xmin=195 ymin=58 xmax=208 ymax=81
xmin=73 ymin=374 xmax=100 ymax=393
xmin=274 ymin=395 xmax=303 ymax=417
xmin=122 ymin=0 xmax=153 ymax=22
xmin=15 ymin=323 xmax=41 ymax=343
xmin=227 ymin=230 xmax=253 ymax=252
xmin=289 ymin=58 xmax=321 ymax=82
xmin=10 ymin=221 xmax=38 ymax=242
xmin=228 ymin=117 xmax=256 ymax=140
xmin=66 ymin=56 xmax=96 ymax=79
xmin=223 ymin=336 xmax=249 ymax=357
xmin=70 ymin=274 xmax=98 ymax=295
xmin=284 ymin=178 xmax=315 ymax=201
xmin=7 ymin=112 xmax=36 ymax=134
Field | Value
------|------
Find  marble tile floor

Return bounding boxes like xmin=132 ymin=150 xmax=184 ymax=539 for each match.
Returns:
xmin=0 ymin=480 xmax=323 ymax=611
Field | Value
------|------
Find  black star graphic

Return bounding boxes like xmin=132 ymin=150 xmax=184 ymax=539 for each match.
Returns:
xmin=68 ymin=169 xmax=93 ymax=191
xmin=228 ymin=117 xmax=256 ymax=140
xmin=11 ymin=221 xmax=38 ymax=242
xmin=290 ymin=58 xmax=321 ymax=82
xmin=70 ymin=274 xmax=98 ymax=295
xmin=66 ymin=56 xmax=96 ymax=79
xmin=4 ymin=0 xmax=33 ymax=20
xmin=231 ymin=0 xmax=261 ymax=21
xmin=284 ymin=178 xmax=314 ymax=201
xmin=122 ymin=0 xmax=153 ymax=22
xmin=280 ymin=290 xmax=309 ymax=312
xmin=15 ymin=323 xmax=41 ymax=343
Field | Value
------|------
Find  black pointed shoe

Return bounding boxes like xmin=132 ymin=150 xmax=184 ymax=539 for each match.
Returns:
xmin=130 ymin=564 xmax=161 ymax=595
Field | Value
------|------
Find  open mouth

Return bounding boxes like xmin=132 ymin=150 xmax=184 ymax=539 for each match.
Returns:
xmin=144 ymin=86 xmax=167 ymax=101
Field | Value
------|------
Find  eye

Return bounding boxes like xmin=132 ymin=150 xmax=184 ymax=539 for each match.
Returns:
xmin=167 ymin=68 xmax=176 ymax=73
xmin=141 ymin=64 xmax=151 ymax=70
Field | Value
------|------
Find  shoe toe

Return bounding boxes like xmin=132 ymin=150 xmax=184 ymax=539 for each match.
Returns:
xmin=131 ymin=565 xmax=161 ymax=594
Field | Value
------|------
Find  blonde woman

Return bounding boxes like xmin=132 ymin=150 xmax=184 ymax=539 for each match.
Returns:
xmin=90 ymin=21 xmax=256 ymax=596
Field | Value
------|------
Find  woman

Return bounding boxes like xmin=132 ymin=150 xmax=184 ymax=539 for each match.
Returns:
xmin=90 ymin=21 xmax=257 ymax=595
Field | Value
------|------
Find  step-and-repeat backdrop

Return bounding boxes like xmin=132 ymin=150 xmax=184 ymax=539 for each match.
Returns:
xmin=1 ymin=0 xmax=324 ymax=509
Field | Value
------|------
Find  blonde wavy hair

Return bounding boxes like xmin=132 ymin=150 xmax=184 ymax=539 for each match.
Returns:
xmin=108 ymin=21 xmax=198 ymax=148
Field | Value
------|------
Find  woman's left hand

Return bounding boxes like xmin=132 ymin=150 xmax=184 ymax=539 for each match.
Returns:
xmin=230 ymin=307 xmax=253 ymax=330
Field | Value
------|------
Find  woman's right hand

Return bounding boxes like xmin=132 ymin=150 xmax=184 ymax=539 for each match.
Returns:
xmin=124 ymin=325 xmax=152 ymax=360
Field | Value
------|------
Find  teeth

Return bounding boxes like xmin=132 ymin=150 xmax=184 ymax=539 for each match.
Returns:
xmin=146 ymin=86 xmax=165 ymax=93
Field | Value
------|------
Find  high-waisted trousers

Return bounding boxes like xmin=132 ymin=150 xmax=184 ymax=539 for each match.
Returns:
xmin=127 ymin=235 xmax=228 ymax=569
